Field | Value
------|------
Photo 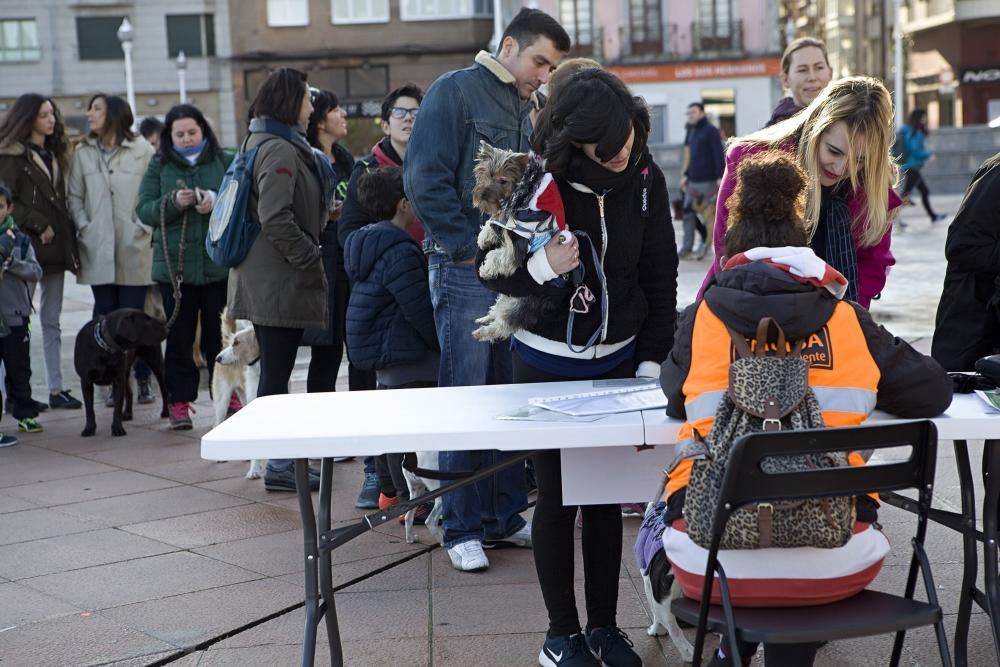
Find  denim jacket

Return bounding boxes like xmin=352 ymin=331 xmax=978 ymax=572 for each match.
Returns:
xmin=403 ymin=51 xmax=534 ymax=262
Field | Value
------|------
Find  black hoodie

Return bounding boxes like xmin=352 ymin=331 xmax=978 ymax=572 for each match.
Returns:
xmin=662 ymin=261 xmax=953 ymax=420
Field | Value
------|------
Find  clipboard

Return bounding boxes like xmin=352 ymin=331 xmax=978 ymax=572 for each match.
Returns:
xmin=528 ymin=381 xmax=666 ymax=417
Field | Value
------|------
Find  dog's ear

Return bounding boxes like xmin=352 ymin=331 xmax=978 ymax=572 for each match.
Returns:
xmin=477 ymin=140 xmax=495 ymax=163
xmin=510 ymin=153 xmax=531 ymax=176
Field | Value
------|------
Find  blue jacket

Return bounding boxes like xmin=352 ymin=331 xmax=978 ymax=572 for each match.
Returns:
xmin=684 ymin=117 xmax=725 ymax=182
xmin=403 ymin=51 xmax=534 ymax=262
xmin=344 ymin=222 xmax=439 ymax=371
xmin=900 ymin=125 xmax=931 ymax=171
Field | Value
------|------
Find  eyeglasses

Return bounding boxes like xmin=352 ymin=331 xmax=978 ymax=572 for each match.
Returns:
xmin=389 ymin=107 xmax=419 ymax=120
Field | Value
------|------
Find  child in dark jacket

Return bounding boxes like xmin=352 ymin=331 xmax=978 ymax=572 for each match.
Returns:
xmin=0 ymin=183 xmax=44 ymax=445
xmin=344 ymin=167 xmax=439 ymax=512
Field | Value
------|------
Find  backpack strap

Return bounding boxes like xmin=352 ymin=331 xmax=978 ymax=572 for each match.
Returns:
xmin=755 ymin=317 xmax=786 ymax=358
xmin=726 ymin=326 xmax=753 ymax=359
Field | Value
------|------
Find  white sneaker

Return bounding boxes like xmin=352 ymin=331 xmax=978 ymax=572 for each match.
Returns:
xmin=448 ymin=540 xmax=490 ymax=572
xmin=485 ymin=522 xmax=532 ymax=549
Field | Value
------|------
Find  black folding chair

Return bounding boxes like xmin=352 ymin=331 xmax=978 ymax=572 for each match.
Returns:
xmin=671 ymin=421 xmax=952 ymax=667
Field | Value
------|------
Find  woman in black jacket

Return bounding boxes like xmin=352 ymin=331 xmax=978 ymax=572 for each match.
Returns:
xmin=932 ymin=151 xmax=1000 ymax=370
xmin=478 ymin=69 xmax=677 ymax=667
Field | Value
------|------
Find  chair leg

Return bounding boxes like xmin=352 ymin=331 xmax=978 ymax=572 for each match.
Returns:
xmin=982 ymin=440 xmax=1000 ymax=664
xmin=953 ymin=440 xmax=977 ymax=667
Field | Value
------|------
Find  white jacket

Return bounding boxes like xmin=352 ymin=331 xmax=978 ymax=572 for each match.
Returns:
xmin=67 ymin=135 xmax=154 ymax=285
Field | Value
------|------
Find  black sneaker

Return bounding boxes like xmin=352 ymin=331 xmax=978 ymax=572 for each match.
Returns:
xmin=49 ymin=390 xmax=82 ymax=410
xmin=137 ymin=378 xmax=155 ymax=404
xmin=539 ymin=631 xmax=600 ymax=667
xmin=263 ymin=465 xmax=321 ymax=492
xmin=585 ymin=626 xmax=641 ymax=667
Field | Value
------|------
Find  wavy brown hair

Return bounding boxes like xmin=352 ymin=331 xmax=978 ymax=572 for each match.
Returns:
xmin=724 ymin=150 xmax=809 ymax=258
xmin=0 ymin=93 xmax=70 ymax=171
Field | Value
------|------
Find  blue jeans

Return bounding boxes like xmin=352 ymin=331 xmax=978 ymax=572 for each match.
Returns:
xmin=428 ymin=255 xmax=526 ymax=547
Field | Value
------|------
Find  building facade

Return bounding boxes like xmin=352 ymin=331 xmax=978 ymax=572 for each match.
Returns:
xmin=903 ymin=0 xmax=1000 ymax=127
xmin=0 ymin=0 xmax=238 ymax=145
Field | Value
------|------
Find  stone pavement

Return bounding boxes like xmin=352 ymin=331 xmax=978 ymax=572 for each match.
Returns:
xmin=2 ymin=193 xmax=996 ymax=666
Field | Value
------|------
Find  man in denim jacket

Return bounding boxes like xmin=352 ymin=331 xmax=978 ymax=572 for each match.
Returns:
xmin=403 ymin=8 xmax=569 ymax=573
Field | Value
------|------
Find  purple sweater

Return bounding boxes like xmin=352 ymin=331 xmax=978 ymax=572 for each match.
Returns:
xmin=698 ymin=142 xmax=902 ymax=309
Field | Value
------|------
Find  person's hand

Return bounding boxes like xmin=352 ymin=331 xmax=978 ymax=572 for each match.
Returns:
xmin=680 ymin=176 xmax=688 ymax=192
xmin=174 ymin=189 xmax=197 ymax=209
xmin=40 ymin=225 xmax=55 ymax=245
xmin=328 ymin=199 xmax=343 ymax=223
xmin=544 ymin=232 xmax=579 ymax=275
xmin=194 ymin=189 xmax=214 ymax=214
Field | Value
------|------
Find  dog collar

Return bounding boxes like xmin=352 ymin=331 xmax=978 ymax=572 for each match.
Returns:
xmin=247 ymin=355 xmax=261 ymax=367
xmin=93 ymin=317 xmax=123 ymax=355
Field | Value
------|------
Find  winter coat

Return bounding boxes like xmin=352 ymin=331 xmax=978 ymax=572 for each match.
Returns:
xmin=700 ymin=142 xmax=903 ymax=309
xmin=683 ymin=118 xmax=725 ymax=183
xmin=899 ymin=125 xmax=932 ymax=171
xmin=135 ymin=146 xmax=235 ymax=286
xmin=404 ymin=51 xmax=535 ymax=262
xmin=932 ymin=152 xmax=1000 ymax=371
xmin=0 ymin=228 xmax=42 ymax=324
xmin=478 ymin=152 xmax=678 ymax=368
xmin=343 ymin=221 xmax=438 ymax=371
xmin=0 ymin=142 xmax=79 ymax=275
xmin=227 ymin=125 xmax=328 ymax=330
xmin=765 ymin=96 xmax=803 ymax=127
xmin=67 ymin=135 xmax=154 ymax=285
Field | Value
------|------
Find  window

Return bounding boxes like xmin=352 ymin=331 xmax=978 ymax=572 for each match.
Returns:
xmin=76 ymin=16 xmax=127 ymax=61
xmin=648 ymin=104 xmax=667 ymax=146
xmin=401 ymin=0 xmax=493 ymax=21
xmin=267 ymin=0 xmax=309 ymax=27
xmin=559 ymin=0 xmax=592 ymax=49
xmin=166 ymin=14 xmax=215 ymax=58
xmin=630 ymin=0 xmax=661 ymax=54
xmin=331 ymin=0 xmax=389 ymax=24
xmin=697 ymin=0 xmax=735 ymax=49
xmin=0 ymin=18 xmax=40 ymax=62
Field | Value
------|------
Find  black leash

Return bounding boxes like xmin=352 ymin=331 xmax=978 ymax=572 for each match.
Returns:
xmin=159 ymin=178 xmax=189 ymax=332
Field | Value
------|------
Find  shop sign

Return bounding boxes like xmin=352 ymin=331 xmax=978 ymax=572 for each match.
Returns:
xmin=961 ymin=68 xmax=1000 ymax=86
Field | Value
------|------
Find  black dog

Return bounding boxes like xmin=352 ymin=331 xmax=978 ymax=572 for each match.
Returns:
xmin=74 ymin=308 xmax=168 ymax=437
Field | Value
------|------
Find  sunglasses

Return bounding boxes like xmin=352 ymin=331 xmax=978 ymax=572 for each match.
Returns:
xmin=389 ymin=107 xmax=419 ymax=120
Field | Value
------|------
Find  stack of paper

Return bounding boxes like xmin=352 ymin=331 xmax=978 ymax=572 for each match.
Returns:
xmin=528 ymin=381 xmax=666 ymax=417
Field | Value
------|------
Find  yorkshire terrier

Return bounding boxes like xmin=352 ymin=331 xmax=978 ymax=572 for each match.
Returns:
xmin=471 ymin=141 xmax=570 ymax=342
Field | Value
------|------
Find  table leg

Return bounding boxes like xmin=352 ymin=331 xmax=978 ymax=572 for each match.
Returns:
xmin=982 ymin=440 xmax=1000 ymax=663
xmin=317 ymin=457 xmax=344 ymax=666
xmin=953 ymin=441 xmax=976 ymax=667
xmin=296 ymin=459 xmax=320 ymax=667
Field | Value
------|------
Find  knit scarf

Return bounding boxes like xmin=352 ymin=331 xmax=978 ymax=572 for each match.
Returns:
xmin=174 ymin=140 xmax=207 ymax=164
xmin=565 ymin=145 xmax=648 ymax=194
xmin=821 ymin=189 xmax=859 ymax=302
xmin=0 ymin=215 xmax=13 ymax=235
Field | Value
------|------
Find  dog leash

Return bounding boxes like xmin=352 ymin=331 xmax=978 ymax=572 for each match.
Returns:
xmin=159 ymin=178 xmax=189 ymax=332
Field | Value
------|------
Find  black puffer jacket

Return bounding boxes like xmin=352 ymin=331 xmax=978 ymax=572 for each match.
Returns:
xmin=932 ymin=152 xmax=1000 ymax=371
xmin=478 ymin=151 xmax=677 ymax=365
xmin=343 ymin=222 xmax=438 ymax=371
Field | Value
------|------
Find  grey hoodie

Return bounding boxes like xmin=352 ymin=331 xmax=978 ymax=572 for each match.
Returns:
xmin=0 ymin=229 xmax=42 ymax=327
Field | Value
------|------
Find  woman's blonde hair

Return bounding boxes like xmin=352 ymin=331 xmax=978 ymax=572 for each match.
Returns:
xmin=735 ymin=76 xmax=897 ymax=247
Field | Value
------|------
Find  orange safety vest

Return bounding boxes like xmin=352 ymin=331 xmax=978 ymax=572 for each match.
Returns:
xmin=666 ymin=300 xmax=882 ymax=498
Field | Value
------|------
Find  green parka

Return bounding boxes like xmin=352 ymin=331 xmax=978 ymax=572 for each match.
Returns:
xmin=136 ymin=146 xmax=235 ymax=285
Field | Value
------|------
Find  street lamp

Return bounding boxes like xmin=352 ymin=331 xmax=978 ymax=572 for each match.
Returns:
xmin=176 ymin=50 xmax=187 ymax=104
xmin=116 ymin=18 xmax=137 ymax=125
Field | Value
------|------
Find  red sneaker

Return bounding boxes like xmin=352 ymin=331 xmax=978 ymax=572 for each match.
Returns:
xmin=227 ymin=393 xmax=243 ymax=417
xmin=168 ymin=402 xmax=194 ymax=430
xmin=378 ymin=493 xmax=399 ymax=510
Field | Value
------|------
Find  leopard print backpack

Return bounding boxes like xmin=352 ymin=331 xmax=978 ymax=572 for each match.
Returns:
xmin=682 ymin=317 xmax=856 ymax=551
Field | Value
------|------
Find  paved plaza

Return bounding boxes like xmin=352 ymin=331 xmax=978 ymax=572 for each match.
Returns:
xmin=2 ymin=194 xmax=997 ymax=666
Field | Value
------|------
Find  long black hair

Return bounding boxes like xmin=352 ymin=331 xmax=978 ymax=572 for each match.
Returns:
xmin=305 ymin=88 xmax=340 ymax=149
xmin=907 ymin=108 xmax=928 ymax=134
xmin=532 ymin=69 xmax=650 ymax=177
xmin=87 ymin=93 xmax=136 ymax=145
xmin=0 ymin=93 xmax=70 ymax=170
xmin=156 ymin=104 xmax=221 ymax=163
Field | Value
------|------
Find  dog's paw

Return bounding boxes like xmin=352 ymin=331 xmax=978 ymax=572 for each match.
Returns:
xmin=80 ymin=424 xmax=96 ymax=437
xmin=111 ymin=423 xmax=127 ymax=437
xmin=472 ymin=324 xmax=499 ymax=343
xmin=647 ymin=622 xmax=665 ymax=637
xmin=245 ymin=470 xmax=261 ymax=480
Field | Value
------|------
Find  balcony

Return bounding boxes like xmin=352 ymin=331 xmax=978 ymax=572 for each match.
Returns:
xmin=623 ymin=19 xmax=746 ymax=62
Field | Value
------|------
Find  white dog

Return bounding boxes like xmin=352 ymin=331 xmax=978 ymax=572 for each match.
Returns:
xmin=399 ymin=451 xmax=444 ymax=545
xmin=211 ymin=310 xmax=262 ymax=479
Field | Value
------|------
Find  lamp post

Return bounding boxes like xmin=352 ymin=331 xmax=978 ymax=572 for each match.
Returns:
xmin=176 ymin=50 xmax=187 ymax=104
xmin=116 ymin=18 xmax=136 ymax=125
xmin=894 ymin=0 xmax=905 ymax=128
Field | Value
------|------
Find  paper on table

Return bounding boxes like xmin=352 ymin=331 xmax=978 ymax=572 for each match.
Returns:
xmin=975 ymin=389 xmax=1000 ymax=412
xmin=497 ymin=405 xmax=607 ymax=422
xmin=528 ymin=382 xmax=666 ymax=417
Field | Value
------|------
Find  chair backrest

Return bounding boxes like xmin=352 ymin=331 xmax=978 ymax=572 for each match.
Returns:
xmin=716 ymin=420 xmax=937 ymax=522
